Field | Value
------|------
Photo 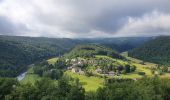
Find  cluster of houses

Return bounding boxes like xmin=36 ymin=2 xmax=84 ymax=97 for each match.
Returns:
xmin=66 ymin=58 xmax=121 ymax=76
xmin=95 ymin=68 xmax=120 ymax=76
xmin=67 ymin=58 xmax=85 ymax=75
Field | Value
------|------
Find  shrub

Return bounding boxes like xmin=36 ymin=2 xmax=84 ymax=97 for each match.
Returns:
xmin=138 ymin=72 xmax=145 ymax=75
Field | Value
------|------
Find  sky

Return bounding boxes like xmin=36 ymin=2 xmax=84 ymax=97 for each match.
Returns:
xmin=0 ymin=0 xmax=170 ymax=38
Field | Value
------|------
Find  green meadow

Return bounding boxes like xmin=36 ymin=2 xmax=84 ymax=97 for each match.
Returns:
xmin=65 ymin=71 xmax=104 ymax=92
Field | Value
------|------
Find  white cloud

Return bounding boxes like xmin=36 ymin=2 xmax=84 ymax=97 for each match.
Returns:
xmin=0 ymin=0 xmax=170 ymax=38
xmin=116 ymin=11 xmax=170 ymax=37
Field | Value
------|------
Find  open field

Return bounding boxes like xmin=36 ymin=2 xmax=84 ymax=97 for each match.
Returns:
xmin=96 ymin=55 xmax=153 ymax=77
xmin=47 ymin=57 xmax=58 ymax=65
xmin=21 ymin=67 xmax=41 ymax=84
xmin=21 ymin=56 xmax=170 ymax=92
xmin=65 ymin=71 xmax=104 ymax=92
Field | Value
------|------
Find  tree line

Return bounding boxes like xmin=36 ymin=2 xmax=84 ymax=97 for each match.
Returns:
xmin=1 ymin=76 xmax=170 ymax=100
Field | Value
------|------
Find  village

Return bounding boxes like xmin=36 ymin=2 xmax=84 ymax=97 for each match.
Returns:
xmin=66 ymin=57 xmax=124 ymax=77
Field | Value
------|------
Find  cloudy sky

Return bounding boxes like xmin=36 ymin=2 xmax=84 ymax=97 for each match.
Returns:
xmin=0 ymin=0 xmax=170 ymax=38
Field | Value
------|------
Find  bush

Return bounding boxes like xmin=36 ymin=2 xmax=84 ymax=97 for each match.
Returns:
xmin=138 ymin=72 xmax=145 ymax=75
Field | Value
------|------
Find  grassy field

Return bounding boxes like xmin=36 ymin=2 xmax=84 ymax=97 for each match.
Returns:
xmin=65 ymin=71 xmax=104 ymax=92
xmin=21 ymin=56 xmax=170 ymax=92
xmin=21 ymin=58 xmax=58 ymax=85
xmin=96 ymin=55 xmax=153 ymax=78
xmin=21 ymin=67 xmax=41 ymax=84
xmin=47 ymin=57 xmax=58 ymax=65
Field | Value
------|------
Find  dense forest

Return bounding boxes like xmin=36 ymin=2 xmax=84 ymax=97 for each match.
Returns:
xmin=0 ymin=35 xmax=151 ymax=77
xmin=129 ymin=36 xmax=170 ymax=65
xmin=1 ymin=75 xmax=170 ymax=100
xmin=0 ymin=36 xmax=81 ymax=77
xmin=65 ymin=44 xmax=123 ymax=59
xmin=81 ymin=37 xmax=152 ymax=52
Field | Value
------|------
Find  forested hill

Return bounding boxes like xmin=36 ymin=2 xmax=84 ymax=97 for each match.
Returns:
xmin=81 ymin=37 xmax=152 ymax=52
xmin=129 ymin=36 xmax=170 ymax=65
xmin=65 ymin=44 xmax=123 ymax=59
xmin=0 ymin=35 xmax=151 ymax=77
xmin=0 ymin=35 xmax=81 ymax=77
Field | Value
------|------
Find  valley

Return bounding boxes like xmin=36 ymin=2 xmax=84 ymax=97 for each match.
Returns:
xmin=20 ymin=44 xmax=170 ymax=92
xmin=1 ymin=36 xmax=170 ymax=100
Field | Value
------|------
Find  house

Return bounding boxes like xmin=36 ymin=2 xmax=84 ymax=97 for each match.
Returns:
xmin=71 ymin=67 xmax=81 ymax=73
xmin=71 ymin=58 xmax=78 ymax=64
xmin=95 ymin=68 xmax=102 ymax=73
xmin=78 ymin=70 xmax=85 ymax=75
xmin=65 ymin=59 xmax=70 ymax=62
xmin=67 ymin=66 xmax=73 ymax=70
xmin=71 ymin=67 xmax=85 ymax=75
xmin=108 ymin=71 xmax=115 ymax=76
xmin=72 ymin=67 xmax=79 ymax=73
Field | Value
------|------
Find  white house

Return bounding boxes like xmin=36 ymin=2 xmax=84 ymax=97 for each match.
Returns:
xmin=95 ymin=68 xmax=102 ymax=73
xmin=108 ymin=71 xmax=115 ymax=76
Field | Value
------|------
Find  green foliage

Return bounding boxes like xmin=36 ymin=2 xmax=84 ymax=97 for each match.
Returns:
xmin=54 ymin=58 xmax=67 ymax=69
xmin=5 ymin=78 xmax=85 ymax=100
xmin=138 ymin=72 xmax=146 ymax=75
xmin=95 ymin=77 xmax=170 ymax=100
xmin=129 ymin=36 xmax=170 ymax=65
xmin=65 ymin=44 xmax=123 ymax=59
xmin=0 ymin=36 xmax=81 ymax=77
xmin=0 ymin=78 xmax=18 ymax=100
xmin=2 ymin=76 xmax=170 ymax=100
xmin=33 ymin=60 xmax=64 ymax=80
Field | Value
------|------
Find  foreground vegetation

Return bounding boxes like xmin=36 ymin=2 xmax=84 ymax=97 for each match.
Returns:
xmin=65 ymin=71 xmax=104 ymax=92
xmin=1 ymin=76 xmax=170 ymax=100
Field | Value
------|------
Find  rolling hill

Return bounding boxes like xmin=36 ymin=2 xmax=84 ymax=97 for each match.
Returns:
xmin=80 ymin=37 xmax=152 ymax=52
xmin=64 ymin=44 xmax=123 ymax=59
xmin=0 ymin=35 xmax=81 ymax=77
xmin=129 ymin=36 xmax=170 ymax=65
xmin=0 ymin=35 xmax=151 ymax=77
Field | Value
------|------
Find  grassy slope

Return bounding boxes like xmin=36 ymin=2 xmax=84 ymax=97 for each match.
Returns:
xmin=21 ymin=67 xmax=41 ymax=84
xmin=65 ymin=71 xmax=104 ymax=92
xmin=21 ymin=55 xmax=170 ymax=92
xmin=96 ymin=55 xmax=153 ymax=77
xmin=47 ymin=57 xmax=58 ymax=65
xmin=21 ymin=58 xmax=58 ymax=85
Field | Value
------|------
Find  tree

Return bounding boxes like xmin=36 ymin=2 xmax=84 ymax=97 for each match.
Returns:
xmin=67 ymin=79 xmax=85 ymax=100
xmin=125 ymin=65 xmax=131 ymax=73
xmin=0 ymin=78 xmax=18 ymax=100
xmin=130 ymin=65 xmax=136 ymax=72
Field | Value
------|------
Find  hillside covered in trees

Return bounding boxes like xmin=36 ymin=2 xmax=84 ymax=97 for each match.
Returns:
xmin=0 ymin=35 xmax=151 ymax=77
xmin=82 ymin=37 xmax=152 ymax=52
xmin=65 ymin=44 xmax=123 ymax=59
xmin=0 ymin=36 xmax=81 ymax=77
xmin=129 ymin=36 xmax=170 ymax=65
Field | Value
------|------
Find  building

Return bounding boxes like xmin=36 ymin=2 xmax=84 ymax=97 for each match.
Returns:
xmin=95 ymin=68 xmax=102 ymax=73
xmin=108 ymin=71 xmax=115 ymax=76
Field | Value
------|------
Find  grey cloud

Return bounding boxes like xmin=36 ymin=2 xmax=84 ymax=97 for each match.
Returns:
xmin=0 ymin=0 xmax=170 ymax=38
xmin=0 ymin=16 xmax=18 ymax=35
xmin=0 ymin=16 xmax=29 ymax=36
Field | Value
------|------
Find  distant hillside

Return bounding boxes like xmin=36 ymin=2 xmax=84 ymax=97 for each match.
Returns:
xmin=65 ymin=44 xmax=123 ymax=59
xmin=0 ymin=35 xmax=81 ymax=77
xmin=0 ymin=35 xmax=151 ymax=77
xmin=80 ymin=37 xmax=152 ymax=52
xmin=129 ymin=36 xmax=170 ymax=65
